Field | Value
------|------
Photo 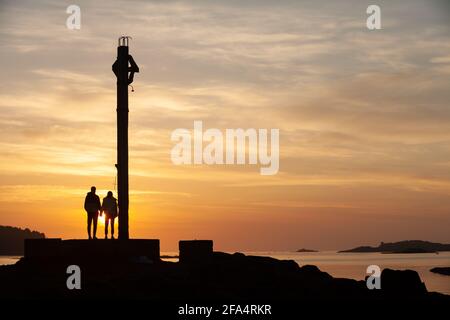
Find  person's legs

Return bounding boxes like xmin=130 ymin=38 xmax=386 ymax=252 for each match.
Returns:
xmin=87 ymin=212 xmax=93 ymax=239
xmin=92 ymin=213 xmax=98 ymax=239
xmin=111 ymin=217 xmax=115 ymax=238
xmin=105 ymin=217 xmax=110 ymax=239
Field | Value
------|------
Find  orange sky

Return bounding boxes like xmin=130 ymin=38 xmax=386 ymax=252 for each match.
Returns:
xmin=1 ymin=0 xmax=450 ymax=251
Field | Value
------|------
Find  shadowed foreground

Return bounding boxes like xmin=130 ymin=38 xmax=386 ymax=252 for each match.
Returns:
xmin=0 ymin=242 xmax=449 ymax=305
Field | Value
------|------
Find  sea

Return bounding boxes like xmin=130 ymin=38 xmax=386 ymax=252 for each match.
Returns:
xmin=2 ymin=251 xmax=449 ymax=295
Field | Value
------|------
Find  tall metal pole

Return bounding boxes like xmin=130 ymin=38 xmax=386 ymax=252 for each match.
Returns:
xmin=112 ymin=36 xmax=139 ymax=240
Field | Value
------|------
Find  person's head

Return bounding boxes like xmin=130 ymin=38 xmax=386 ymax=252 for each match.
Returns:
xmin=107 ymin=191 xmax=113 ymax=197
xmin=91 ymin=186 xmax=96 ymax=193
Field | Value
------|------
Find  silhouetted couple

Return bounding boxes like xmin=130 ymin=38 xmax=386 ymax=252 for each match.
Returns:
xmin=84 ymin=186 xmax=118 ymax=239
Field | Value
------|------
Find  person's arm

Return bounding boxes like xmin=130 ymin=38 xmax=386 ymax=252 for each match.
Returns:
xmin=84 ymin=195 xmax=88 ymax=211
xmin=96 ymin=196 xmax=101 ymax=212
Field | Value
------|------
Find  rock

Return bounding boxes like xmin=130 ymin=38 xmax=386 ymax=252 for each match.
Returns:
xmin=340 ymin=240 xmax=450 ymax=253
xmin=296 ymin=248 xmax=318 ymax=252
xmin=0 ymin=225 xmax=45 ymax=255
xmin=0 ymin=248 xmax=447 ymax=304
xmin=430 ymin=267 xmax=450 ymax=276
xmin=380 ymin=268 xmax=427 ymax=296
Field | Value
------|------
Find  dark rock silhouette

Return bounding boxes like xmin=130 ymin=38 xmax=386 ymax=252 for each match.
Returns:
xmin=296 ymin=248 xmax=318 ymax=252
xmin=383 ymin=248 xmax=437 ymax=254
xmin=0 ymin=226 xmax=45 ymax=255
xmin=430 ymin=267 xmax=450 ymax=276
xmin=179 ymin=240 xmax=213 ymax=263
xmin=160 ymin=254 xmax=178 ymax=259
xmin=339 ymin=240 xmax=450 ymax=253
xmin=379 ymin=269 xmax=427 ymax=296
xmin=0 ymin=246 xmax=448 ymax=303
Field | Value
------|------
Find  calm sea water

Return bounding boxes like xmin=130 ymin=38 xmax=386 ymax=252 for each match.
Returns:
xmin=0 ymin=256 xmax=21 ymax=266
xmin=2 ymin=252 xmax=449 ymax=295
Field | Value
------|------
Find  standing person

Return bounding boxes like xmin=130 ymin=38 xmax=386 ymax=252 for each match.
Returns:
xmin=101 ymin=191 xmax=118 ymax=239
xmin=84 ymin=186 xmax=101 ymax=239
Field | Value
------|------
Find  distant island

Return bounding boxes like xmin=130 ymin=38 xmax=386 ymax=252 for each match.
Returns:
xmin=430 ymin=267 xmax=450 ymax=276
xmin=339 ymin=240 xmax=450 ymax=254
xmin=0 ymin=226 xmax=45 ymax=255
xmin=296 ymin=248 xmax=318 ymax=252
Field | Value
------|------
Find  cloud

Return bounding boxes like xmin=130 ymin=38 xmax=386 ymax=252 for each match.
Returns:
xmin=430 ymin=55 xmax=450 ymax=63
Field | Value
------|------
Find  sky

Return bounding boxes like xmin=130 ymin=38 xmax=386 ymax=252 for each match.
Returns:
xmin=0 ymin=0 xmax=449 ymax=251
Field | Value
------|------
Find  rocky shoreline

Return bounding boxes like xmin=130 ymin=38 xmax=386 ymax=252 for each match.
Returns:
xmin=0 ymin=250 xmax=448 ymax=303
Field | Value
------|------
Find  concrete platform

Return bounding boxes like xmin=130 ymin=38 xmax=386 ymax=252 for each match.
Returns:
xmin=179 ymin=240 xmax=213 ymax=263
xmin=24 ymin=238 xmax=160 ymax=262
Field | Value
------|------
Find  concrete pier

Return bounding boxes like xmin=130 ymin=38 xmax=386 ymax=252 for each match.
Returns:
xmin=23 ymin=238 xmax=216 ymax=264
xmin=24 ymin=238 xmax=160 ymax=262
xmin=179 ymin=240 xmax=213 ymax=263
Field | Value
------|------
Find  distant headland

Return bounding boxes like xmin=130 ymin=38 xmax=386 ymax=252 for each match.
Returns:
xmin=339 ymin=240 xmax=450 ymax=254
xmin=296 ymin=248 xmax=318 ymax=253
xmin=0 ymin=226 xmax=45 ymax=255
xmin=430 ymin=267 xmax=450 ymax=276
